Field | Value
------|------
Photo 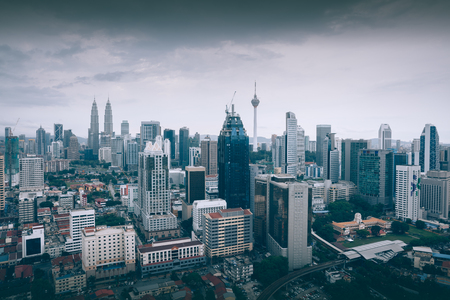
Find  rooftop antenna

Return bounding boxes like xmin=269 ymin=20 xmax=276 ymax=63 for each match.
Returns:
xmin=254 ymin=81 xmax=256 ymax=97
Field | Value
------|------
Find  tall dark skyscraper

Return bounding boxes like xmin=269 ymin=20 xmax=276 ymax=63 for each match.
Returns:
xmin=36 ymin=126 xmax=46 ymax=156
xmin=420 ymin=124 xmax=440 ymax=173
xmin=88 ymin=99 xmax=99 ymax=158
xmin=179 ymin=127 xmax=189 ymax=168
xmin=104 ymin=99 xmax=113 ymax=135
xmin=54 ymin=124 xmax=63 ymax=142
xmin=341 ymin=139 xmax=368 ymax=184
xmin=63 ymin=129 xmax=73 ymax=148
xmin=140 ymin=121 xmax=160 ymax=151
xmin=163 ymin=129 xmax=176 ymax=160
xmin=218 ymin=105 xmax=250 ymax=209
xmin=316 ymin=125 xmax=331 ymax=167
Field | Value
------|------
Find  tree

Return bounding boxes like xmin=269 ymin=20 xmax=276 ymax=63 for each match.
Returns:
xmin=114 ymin=192 xmax=121 ymax=198
xmin=356 ymin=229 xmax=370 ymax=238
xmin=41 ymin=253 xmax=50 ymax=261
xmin=205 ymin=290 xmax=216 ymax=300
xmin=171 ymin=271 xmax=180 ymax=281
xmin=406 ymin=218 xmax=412 ymax=224
xmin=391 ymin=221 xmax=409 ymax=234
xmin=87 ymin=275 xmax=96 ymax=288
xmin=317 ymin=224 xmax=336 ymax=242
xmin=31 ymin=278 xmax=54 ymax=300
xmin=39 ymin=201 xmax=54 ymax=208
xmin=328 ymin=200 xmax=353 ymax=222
xmin=371 ymin=225 xmax=381 ymax=236
xmin=253 ymin=256 xmax=289 ymax=287
xmin=416 ymin=220 xmax=426 ymax=230
xmin=181 ymin=218 xmax=193 ymax=233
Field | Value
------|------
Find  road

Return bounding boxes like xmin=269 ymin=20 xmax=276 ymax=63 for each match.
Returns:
xmin=257 ymin=260 xmax=345 ymax=300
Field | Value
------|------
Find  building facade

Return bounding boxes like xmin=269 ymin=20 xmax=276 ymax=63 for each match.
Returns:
xmin=200 ymin=136 xmax=217 ymax=175
xmin=341 ymin=139 xmax=368 ymax=184
xmin=395 ymin=165 xmax=421 ymax=221
xmin=378 ymin=124 xmax=392 ymax=150
xmin=419 ymin=124 xmax=440 ymax=173
xmin=420 ymin=171 xmax=450 ymax=220
xmin=65 ymin=208 xmax=95 ymax=253
xmin=192 ymin=198 xmax=227 ymax=232
xmin=19 ymin=156 xmax=44 ymax=192
xmin=316 ymin=125 xmax=331 ymax=167
xmin=88 ymin=99 xmax=99 ymax=159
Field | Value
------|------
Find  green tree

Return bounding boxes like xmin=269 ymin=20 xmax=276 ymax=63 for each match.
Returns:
xmin=96 ymin=214 xmax=125 ymax=226
xmin=415 ymin=220 xmax=426 ymax=230
xmin=205 ymin=290 xmax=216 ymax=300
xmin=253 ymin=256 xmax=289 ymax=287
xmin=171 ymin=271 xmax=180 ymax=281
xmin=39 ymin=201 xmax=54 ymax=208
xmin=317 ymin=224 xmax=336 ymax=242
xmin=406 ymin=218 xmax=412 ymax=224
xmin=181 ymin=218 xmax=193 ymax=233
xmin=328 ymin=200 xmax=353 ymax=222
xmin=356 ymin=229 xmax=370 ymax=238
xmin=391 ymin=221 xmax=409 ymax=234
xmin=31 ymin=278 xmax=54 ymax=300
xmin=371 ymin=225 xmax=381 ymax=236
xmin=87 ymin=276 xmax=96 ymax=288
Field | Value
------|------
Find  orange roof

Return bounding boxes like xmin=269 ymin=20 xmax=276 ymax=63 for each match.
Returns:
xmin=221 ymin=208 xmax=243 ymax=213
xmin=209 ymin=212 xmax=222 ymax=219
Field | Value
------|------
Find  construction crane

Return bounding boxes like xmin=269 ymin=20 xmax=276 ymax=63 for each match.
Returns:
xmin=226 ymin=91 xmax=236 ymax=114
xmin=10 ymin=118 xmax=20 ymax=136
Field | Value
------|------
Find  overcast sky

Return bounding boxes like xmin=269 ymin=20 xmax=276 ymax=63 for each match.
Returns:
xmin=1 ymin=0 xmax=449 ymax=144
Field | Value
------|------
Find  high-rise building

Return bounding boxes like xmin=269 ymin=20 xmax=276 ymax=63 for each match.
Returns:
xmin=182 ymin=166 xmax=206 ymax=221
xmin=54 ymin=124 xmax=63 ymax=141
xmin=272 ymin=136 xmax=283 ymax=168
xmin=393 ymin=153 xmax=408 ymax=197
xmin=284 ymin=112 xmax=297 ymax=176
xmin=163 ymin=129 xmax=176 ymax=160
xmin=251 ymin=83 xmax=260 ymax=152
xmin=218 ymin=105 xmax=250 ymax=209
xmin=19 ymin=198 xmax=36 ymax=223
xmin=5 ymin=136 xmax=20 ymax=188
xmin=200 ymin=136 xmax=217 ymax=175
xmin=140 ymin=121 xmax=160 ymax=151
xmin=203 ymin=208 xmax=253 ymax=258
xmin=323 ymin=133 xmax=339 ymax=183
xmin=179 ymin=127 xmax=189 ymax=168
xmin=111 ymin=136 xmax=124 ymax=168
xmin=63 ymin=129 xmax=73 ymax=149
xmin=126 ymin=142 xmax=138 ymax=170
xmin=358 ymin=149 xmax=394 ymax=207
xmin=65 ymin=208 xmax=95 ymax=253
xmin=4 ymin=127 xmax=11 ymax=139
xmin=121 ymin=120 xmax=129 ymax=136
xmin=341 ymin=139 xmax=368 ymax=184
xmin=51 ymin=141 xmax=61 ymax=159
xmin=192 ymin=199 xmax=227 ymax=232
xmin=419 ymin=124 xmax=440 ymax=173
xmin=189 ymin=147 xmax=201 ymax=167
xmin=104 ymin=99 xmax=113 ymax=135
xmin=420 ymin=171 xmax=450 ymax=220
xmin=137 ymin=136 xmax=177 ymax=232
xmin=316 ymin=125 xmax=331 ymax=167
xmin=82 ymin=225 xmax=136 ymax=278
xmin=19 ymin=156 xmax=44 ymax=192
xmin=309 ymin=141 xmax=316 ymax=152
xmin=305 ymin=135 xmax=310 ymax=152
xmin=68 ymin=135 xmax=80 ymax=160
xmin=0 ymin=155 xmax=4 ymax=211
xmin=266 ymin=174 xmax=312 ymax=271
xmin=249 ymin=164 xmax=266 ymax=215
xmin=88 ymin=99 xmax=99 ymax=158
xmin=36 ymin=126 xmax=46 ymax=156
xmin=395 ymin=165 xmax=421 ymax=221
xmin=27 ymin=139 xmax=36 ymax=154
xmin=378 ymin=124 xmax=392 ymax=150
xmin=254 ymin=174 xmax=269 ymax=245
xmin=297 ymin=125 xmax=306 ymax=173
xmin=98 ymin=147 xmax=112 ymax=163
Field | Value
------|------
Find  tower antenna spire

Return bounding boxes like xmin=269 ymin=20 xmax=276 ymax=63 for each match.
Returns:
xmin=254 ymin=81 xmax=256 ymax=97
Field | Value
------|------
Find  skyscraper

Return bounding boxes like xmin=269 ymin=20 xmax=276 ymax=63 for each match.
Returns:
xmin=251 ymin=83 xmax=260 ymax=152
xmin=5 ymin=136 xmax=19 ymax=188
xmin=284 ymin=112 xmax=297 ymax=176
xmin=297 ymin=125 xmax=306 ymax=173
xmin=121 ymin=120 xmax=129 ymax=136
xmin=126 ymin=142 xmax=138 ymax=170
xmin=36 ymin=126 xmax=46 ymax=156
xmin=420 ymin=171 xmax=450 ymax=220
xmin=63 ymin=129 xmax=73 ymax=148
xmin=19 ymin=156 xmax=44 ymax=192
xmin=316 ymin=125 xmax=331 ymax=167
xmin=0 ymin=155 xmax=4 ymax=211
xmin=68 ymin=135 xmax=80 ymax=160
xmin=163 ymin=129 xmax=176 ymax=160
xmin=341 ymin=139 xmax=368 ymax=184
xmin=218 ymin=105 xmax=250 ymax=209
xmin=323 ymin=133 xmax=339 ymax=183
xmin=88 ymin=99 xmax=99 ymax=158
xmin=104 ymin=99 xmax=113 ymax=135
xmin=179 ymin=127 xmax=189 ymax=168
xmin=200 ymin=136 xmax=218 ymax=175
xmin=140 ymin=121 xmax=160 ymax=151
xmin=378 ymin=124 xmax=392 ymax=150
xmin=111 ymin=136 xmax=124 ymax=168
xmin=182 ymin=166 xmax=206 ymax=221
xmin=395 ymin=165 xmax=421 ymax=221
xmin=54 ymin=124 xmax=63 ymax=142
xmin=419 ymin=124 xmax=440 ymax=173
xmin=4 ymin=127 xmax=11 ymax=139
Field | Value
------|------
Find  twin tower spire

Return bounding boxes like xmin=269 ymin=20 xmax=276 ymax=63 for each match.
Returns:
xmin=88 ymin=98 xmax=113 ymax=155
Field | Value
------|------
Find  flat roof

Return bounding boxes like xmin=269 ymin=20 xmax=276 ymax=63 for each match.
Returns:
xmin=139 ymin=240 xmax=202 ymax=254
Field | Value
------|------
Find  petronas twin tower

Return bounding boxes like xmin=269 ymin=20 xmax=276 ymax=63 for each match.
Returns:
xmin=88 ymin=98 xmax=113 ymax=158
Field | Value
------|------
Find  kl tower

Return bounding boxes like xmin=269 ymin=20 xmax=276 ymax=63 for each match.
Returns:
xmin=251 ymin=82 xmax=260 ymax=152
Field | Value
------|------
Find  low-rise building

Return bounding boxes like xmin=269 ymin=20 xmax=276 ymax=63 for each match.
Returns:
xmin=138 ymin=237 xmax=206 ymax=276
xmin=22 ymin=225 xmax=44 ymax=258
xmin=130 ymin=279 xmax=177 ymax=300
xmin=413 ymin=246 xmax=434 ymax=269
xmin=224 ymin=256 xmax=253 ymax=283
xmin=332 ymin=213 xmax=391 ymax=236
xmin=51 ymin=253 xmax=86 ymax=295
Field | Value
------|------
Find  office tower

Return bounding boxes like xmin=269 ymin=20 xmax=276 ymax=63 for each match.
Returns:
xmin=63 ymin=129 xmax=73 ymax=148
xmin=254 ymin=174 xmax=269 ymax=245
xmin=192 ymin=199 xmax=227 ymax=232
xmin=22 ymin=225 xmax=44 ymax=258
xmin=200 ymin=136 xmax=217 ymax=175
xmin=163 ymin=129 xmax=176 ymax=160
xmin=378 ymin=124 xmax=392 ymax=150
xmin=5 ymin=136 xmax=19 ymax=188
xmin=284 ymin=112 xmax=297 ymax=176
xmin=98 ymin=147 xmax=112 ymax=163
xmin=179 ymin=127 xmax=189 ymax=168
xmin=27 ymin=139 xmax=36 ymax=154
xmin=266 ymin=174 xmax=312 ymax=271
xmin=140 ymin=121 xmax=160 ymax=151
xmin=189 ymin=147 xmax=201 ymax=166
xmin=420 ymin=124 xmax=440 ymax=173
xmin=190 ymin=132 xmax=200 ymax=148
xmin=396 ymin=140 xmax=401 ymax=151
xmin=358 ymin=149 xmax=394 ymax=207
xmin=51 ymin=141 xmax=61 ymax=159
xmin=341 ymin=139 xmax=368 ymax=184
xmin=323 ymin=133 xmax=339 ymax=183
xmin=393 ymin=153 xmax=408 ymax=197
xmin=0 ymin=156 xmax=4 ymax=211
xmin=297 ymin=125 xmax=306 ymax=173
xmin=411 ymin=138 xmax=420 ymax=166
xmin=202 ymin=208 xmax=253 ymax=257
xmin=36 ymin=126 xmax=46 ymax=156
xmin=182 ymin=166 xmax=206 ymax=221
xmin=19 ymin=156 xmax=44 ymax=192
xmin=126 ymin=142 xmax=138 ymax=170
xmin=121 ymin=120 xmax=129 ymax=136
xmin=104 ymin=99 xmax=113 ymax=135
xmin=395 ymin=165 xmax=421 ymax=221
xmin=54 ymin=124 xmax=63 ymax=141
xmin=272 ymin=136 xmax=283 ymax=168
xmin=305 ymin=136 xmax=310 ymax=152
xmin=137 ymin=136 xmax=177 ymax=232
xmin=88 ymin=99 xmax=99 ymax=158
xmin=68 ymin=135 xmax=80 ymax=160
xmin=45 ymin=132 xmax=51 ymax=149
xmin=420 ymin=171 xmax=450 ymax=220
xmin=19 ymin=198 xmax=36 ymax=223
xmin=309 ymin=141 xmax=316 ymax=152
xmin=99 ymin=132 xmax=111 ymax=148
xmin=111 ymin=136 xmax=124 ymax=168
xmin=64 ymin=208 xmax=95 ymax=253
xmin=316 ymin=125 xmax=331 ymax=167
xmin=82 ymin=225 xmax=136 ymax=278
xmin=218 ymin=105 xmax=250 ymax=209
xmin=5 ymin=127 xmax=11 ymax=139
xmin=249 ymin=164 xmax=266 ymax=215
xmin=441 ymin=147 xmax=450 ymax=171
xmin=251 ymin=83 xmax=260 ymax=152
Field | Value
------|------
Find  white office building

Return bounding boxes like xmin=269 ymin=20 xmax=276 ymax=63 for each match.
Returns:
xmin=189 ymin=147 xmax=201 ymax=167
xmin=378 ymin=124 xmax=392 ymax=150
xmin=192 ymin=198 xmax=227 ymax=232
xmin=99 ymin=147 xmax=112 ymax=163
xmin=395 ymin=165 xmax=421 ymax=221
xmin=285 ymin=112 xmax=297 ymax=176
xmin=65 ymin=208 xmax=95 ymax=253
xmin=297 ymin=125 xmax=306 ymax=174
xmin=22 ymin=225 xmax=45 ymax=258
xmin=19 ymin=156 xmax=44 ymax=192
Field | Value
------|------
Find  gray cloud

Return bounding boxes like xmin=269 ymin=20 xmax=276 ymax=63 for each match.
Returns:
xmin=93 ymin=71 xmax=126 ymax=82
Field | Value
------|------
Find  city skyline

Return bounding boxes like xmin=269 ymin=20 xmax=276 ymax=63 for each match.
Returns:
xmin=1 ymin=1 xmax=450 ymax=142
